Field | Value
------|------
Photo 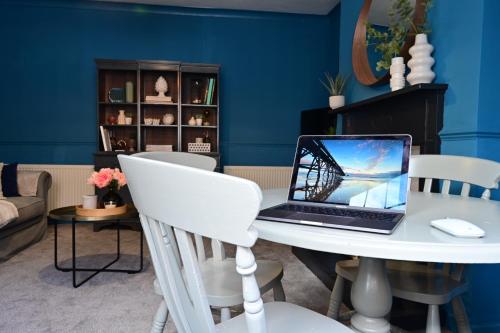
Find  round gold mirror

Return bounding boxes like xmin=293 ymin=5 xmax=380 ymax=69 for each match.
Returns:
xmin=352 ymin=0 xmax=425 ymax=86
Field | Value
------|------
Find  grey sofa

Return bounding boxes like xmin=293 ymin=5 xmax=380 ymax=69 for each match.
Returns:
xmin=0 ymin=171 xmax=52 ymax=262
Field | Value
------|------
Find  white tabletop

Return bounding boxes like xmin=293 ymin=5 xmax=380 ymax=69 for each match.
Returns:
xmin=253 ymin=189 xmax=500 ymax=264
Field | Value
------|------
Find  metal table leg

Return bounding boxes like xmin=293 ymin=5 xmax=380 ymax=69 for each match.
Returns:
xmin=53 ymin=218 xmax=144 ymax=288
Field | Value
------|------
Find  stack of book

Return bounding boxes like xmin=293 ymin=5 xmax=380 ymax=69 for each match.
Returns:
xmin=203 ymin=78 xmax=216 ymax=105
xmin=145 ymin=144 xmax=173 ymax=152
xmin=145 ymin=95 xmax=173 ymax=103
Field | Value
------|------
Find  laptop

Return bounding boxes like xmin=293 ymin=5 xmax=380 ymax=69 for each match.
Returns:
xmin=257 ymin=135 xmax=412 ymax=234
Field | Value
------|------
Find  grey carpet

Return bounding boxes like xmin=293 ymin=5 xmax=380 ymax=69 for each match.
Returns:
xmin=0 ymin=224 xmax=331 ymax=333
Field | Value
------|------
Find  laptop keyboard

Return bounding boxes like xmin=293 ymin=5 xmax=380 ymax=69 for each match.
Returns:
xmin=281 ymin=204 xmax=399 ymax=222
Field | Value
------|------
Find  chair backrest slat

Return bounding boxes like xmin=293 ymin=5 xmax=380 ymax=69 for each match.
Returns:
xmin=194 ymin=234 xmax=206 ymax=263
xmin=174 ymin=227 xmax=217 ymax=332
xmin=211 ymin=239 xmax=226 ymax=261
xmin=141 ymin=215 xmax=191 ymax=333
xmin=460 ymin=183 xmax=471 ymax=197
xmin=423 ymin=178 xmax=433 ymax=193
xmin=441 ymin=179 xmax=451 ymax=194
xmin=120 ymin=155 xmax=265 ymax=332
xmin=482 ymin=189 xmax=491 ymax=200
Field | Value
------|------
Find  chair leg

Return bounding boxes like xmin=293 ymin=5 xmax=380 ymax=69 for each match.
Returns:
xmin=426 ymin=305 xmax=441 ymax=333
xmin=273 ymin=281 xmax=286 ymax=301
xmin=150 ymin=300 xmax=169 ymax=333
xmin=327 ymin=275 xmax=345 ymax=320
xmin=452 ymin=297 xmax=471 ymax=333
xmin=220 ymin=307 xmax=231 ymax=322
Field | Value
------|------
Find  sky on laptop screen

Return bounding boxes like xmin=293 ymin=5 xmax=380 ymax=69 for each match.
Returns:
xmin=292 ymin=138 xmax=408 ymax=210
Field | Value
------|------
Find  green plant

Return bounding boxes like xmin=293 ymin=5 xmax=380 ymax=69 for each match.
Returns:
xmin=366 ymin=0 xmax=413 ymax=71
xmin=320 ymin=73 xmax=349 ymax=96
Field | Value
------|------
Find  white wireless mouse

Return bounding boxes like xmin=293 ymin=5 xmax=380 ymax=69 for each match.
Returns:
xmin=430 ymin=218 xmax=486 ymax=238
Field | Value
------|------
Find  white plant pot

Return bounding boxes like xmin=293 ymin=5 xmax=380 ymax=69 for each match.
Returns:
xmin=390 ymin=57 xmax=406 ymax=91
xmin=329 ymin=95 xmax=345 ymax=109
xmin=407 ymin=33 xmax=435 ymax=85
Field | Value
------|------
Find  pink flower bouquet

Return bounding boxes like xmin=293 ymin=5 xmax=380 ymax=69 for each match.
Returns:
xmin=87 ymin=168 xmax=127 ymax=190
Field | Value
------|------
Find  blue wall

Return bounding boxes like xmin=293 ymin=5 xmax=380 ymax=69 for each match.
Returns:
xmin=338 ymin=0 xmax=500 ymax=331
xmin=0 ymin=0 xmax=340 ymax=166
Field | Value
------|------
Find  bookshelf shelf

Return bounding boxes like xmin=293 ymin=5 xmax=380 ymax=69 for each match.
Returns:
xmin=181 ymin=125 xmax=217 ymax=129
xmin=181 ymin=104 xmax=218 ymax=108
xmin=142 ymin=125 xmax=178 ymax=128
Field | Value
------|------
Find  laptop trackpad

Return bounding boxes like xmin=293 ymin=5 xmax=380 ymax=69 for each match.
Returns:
xmin=290 ymin=212 xmax=355 ymax=226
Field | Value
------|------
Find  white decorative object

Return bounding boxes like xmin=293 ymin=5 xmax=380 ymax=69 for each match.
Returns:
xmin=117 ymin=110 xmax=126 ymax=125
xmin=329 ymin=96 xmax=345 ymax=109
xmin=195 ymin=118 xmax=203 ymax=126
xmin=82 ymin=195 xmax=97 ymax=209
xmin=389 ymin=57 xmax=406 ymax=91
xmin=152 ymin=118 xmax=160 ymax=126
xmin=125 ymin=117 xmax=132 ymax=125
xmin=162 ymin=113 xmax=174 ymax=125
xmin=407 ymin=33 xmax=435 ymax=85
xmin=188 ymin=116 xmax=196 ymax=126
xmin=195 ymin=137 xmax=204 ymax=143
xmin=155 ymin=76 xmax=168 ymax=97
xmin=144 ymin=118 xmax=153 ymax=125
xmin=145 ymin=76 xmax=173 ymax=103
xmin=188 ymin=142 xmax=211 ymax=152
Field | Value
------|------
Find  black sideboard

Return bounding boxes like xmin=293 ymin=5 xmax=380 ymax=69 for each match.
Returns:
xmin=302 ymin=84 xmax=448 ymax=153
xmin=337 ymin=83 xmax=447 ymax=154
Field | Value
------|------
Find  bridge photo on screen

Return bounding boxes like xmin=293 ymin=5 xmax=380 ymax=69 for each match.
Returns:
xmin=291 ymin=137 xmax=409 ymax=211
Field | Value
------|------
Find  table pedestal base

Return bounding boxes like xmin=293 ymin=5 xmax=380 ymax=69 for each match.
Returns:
xmin=351 ymin=257 xmax=392 ymax=333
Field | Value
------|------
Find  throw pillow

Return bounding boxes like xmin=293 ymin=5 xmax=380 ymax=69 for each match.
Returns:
xmin=0 ymin=162 xmax=4 ymax=199
xmin=18 ymin=171 xmax=40 ymax=197
xmin=2 ymin=163 xmax=20 ymax=197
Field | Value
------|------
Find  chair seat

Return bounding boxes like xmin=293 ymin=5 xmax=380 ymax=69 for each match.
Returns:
xmin=336 ymin=260 xmax=468 ymax=305
xmin=154 ymin=258 xmax=284 ymax=307
xmin=216 ymin=302 xmax=354 ymax=333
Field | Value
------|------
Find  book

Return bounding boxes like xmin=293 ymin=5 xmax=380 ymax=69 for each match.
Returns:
xmin=203 ymin=78 xmax=210 ymax=104
xmin=100 ymin=126 xmax=112 ymax=151
xmin=206 ymin=78 xmax=215 ymax=105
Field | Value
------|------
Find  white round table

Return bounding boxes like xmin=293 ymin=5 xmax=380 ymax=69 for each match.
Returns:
xmin=254 ymin=189 xmax=500 ymax=333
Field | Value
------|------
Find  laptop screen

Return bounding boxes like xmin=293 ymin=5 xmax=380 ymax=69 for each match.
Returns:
xmin=288 ymin=135 xmax=412 ymax=212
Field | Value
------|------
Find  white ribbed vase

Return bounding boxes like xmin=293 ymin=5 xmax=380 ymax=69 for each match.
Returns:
xmin=390 ymin=57 xmax=405 ymax=91
xmin=407 ymin=33 xmax=435 ymax=85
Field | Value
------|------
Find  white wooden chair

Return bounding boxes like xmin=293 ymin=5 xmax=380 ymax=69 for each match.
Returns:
xmin=132 ymin=152 xmax=285 ymax=332
xmin=119 ymin=154 xmax=355 ymax=333
xmin=328 ymin=154 xmax=500 ymax=333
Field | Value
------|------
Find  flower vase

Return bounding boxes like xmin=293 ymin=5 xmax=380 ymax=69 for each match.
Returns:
xmin=407 ymin=33 xmax=435 ymax=85
xmin=390 ymin=57 xmax=406 ymax=91
xmin=102 ymin=186 xmax=123 ymax=208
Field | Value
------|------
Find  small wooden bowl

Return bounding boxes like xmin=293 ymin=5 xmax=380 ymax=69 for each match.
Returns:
xmin=75 ymin=205 xmax=127 ymax=217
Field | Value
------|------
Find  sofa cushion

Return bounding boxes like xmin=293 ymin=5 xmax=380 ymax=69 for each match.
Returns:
xmin=4 ymin=197 xmax=44 ymax=226
xmin=2 ymin=163 xmax=19 ymax=197
xmin=17 ymin=171 xmax=40 ymax=197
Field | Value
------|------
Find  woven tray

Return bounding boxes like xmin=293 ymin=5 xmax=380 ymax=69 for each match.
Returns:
xmin=75 ymin=205 xmax=127 ymax=217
